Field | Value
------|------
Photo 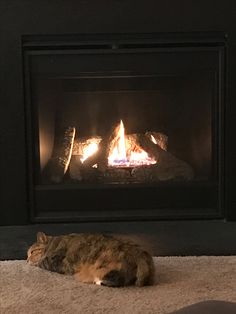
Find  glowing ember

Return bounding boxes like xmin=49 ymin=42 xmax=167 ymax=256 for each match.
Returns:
xmin=108 ymin=120 xmax=157 ymax=167
xmin=80 ymin=142 xmax=98 ymax=163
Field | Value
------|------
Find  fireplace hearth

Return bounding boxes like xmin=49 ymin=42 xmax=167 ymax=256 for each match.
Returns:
xmin=0 ymin=0 xmax=236 ymax=257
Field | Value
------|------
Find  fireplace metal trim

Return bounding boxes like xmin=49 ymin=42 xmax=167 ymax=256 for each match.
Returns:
xmin=22 ymin=32 xmax=226 ymax=223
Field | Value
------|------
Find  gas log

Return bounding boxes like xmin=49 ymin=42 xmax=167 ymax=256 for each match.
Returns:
xmin=69 ymin=155 xmax=83 ymax=181
xmin=145 ymin=131 xmax=168 ymax=151
xmin=44 ymin=123 xmax=194 ymax=184
xmin=72 ymin=136 xmax=102 ymax=155
xmin=44 ymin=126 xmax=76 ymax=183
xmin=134 ymin=134 xmax=194 ymax=181
xmin=82 ymin=136 xmax=111 ymax=172
xmin=72 ymin=132 xmax=168 ymax=162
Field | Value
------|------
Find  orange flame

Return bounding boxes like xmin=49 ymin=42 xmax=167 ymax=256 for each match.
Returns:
xmin=80 ymin=142 xmax=99 ymax=163
xmin=108 ymin=120 xmax=156 ymax=167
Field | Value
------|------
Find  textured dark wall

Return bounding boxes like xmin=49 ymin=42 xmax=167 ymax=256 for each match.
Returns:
xmin=0 ymin=1 xmax=235 ymax=224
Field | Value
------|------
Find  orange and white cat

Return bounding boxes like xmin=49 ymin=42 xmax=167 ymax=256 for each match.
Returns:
xmin=27 ymin=232 xmax=155 ymax=287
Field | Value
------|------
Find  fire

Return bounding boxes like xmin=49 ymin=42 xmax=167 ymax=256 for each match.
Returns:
xmin=108 ymin=120 xmax=156 ymax=167
xmin=80 ymin=142 xmax=99 ymax=163
xmin=117 ymin=120 xmax=127 ymax=160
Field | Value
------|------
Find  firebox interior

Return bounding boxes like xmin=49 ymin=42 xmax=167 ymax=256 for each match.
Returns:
xmin=23 ymin=36 xmax=224 ymax=219
xmin=34 ymin=70 xmax=214 ymax=184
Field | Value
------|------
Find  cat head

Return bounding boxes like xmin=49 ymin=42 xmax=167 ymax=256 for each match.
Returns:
xmin=27 ymin=232 xmax=50 ymax=266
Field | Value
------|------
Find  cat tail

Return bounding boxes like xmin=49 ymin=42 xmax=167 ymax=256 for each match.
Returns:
xmin=100 ymin=270 xmax=125 ymax=287
xmin=135 ymin=251 xmax=155 ymax=287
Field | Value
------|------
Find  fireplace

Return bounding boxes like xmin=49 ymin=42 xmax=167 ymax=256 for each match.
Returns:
xmin=23 ymin=34 xmax=224 ymax=222
xmin=1 ymin=1 xmax=236 ymax=257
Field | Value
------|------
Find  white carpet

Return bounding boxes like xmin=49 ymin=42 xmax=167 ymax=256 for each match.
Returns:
xmin=0 ymin=256 xmax=236 ymax=314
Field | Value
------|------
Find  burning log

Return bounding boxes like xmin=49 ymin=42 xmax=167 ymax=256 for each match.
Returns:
xmin=135 ymin=134 xmax=161 ymax=161
xmin=47 ymin=120 xmax=193 ymax=183
xmin=76 ymin=124 xmax=122 ymax=171
xmin=103 ymin=168 xmax=131 ymax=182
xmin=135 ymin=134 xmax=194 ymax=181
xmin=82 ymin=137 xmax=109 ymax=171
xmin=107 ymin=121 xmax=165 ymax=168
xmin=108 ymin=132 xmax=167 ymax=158
xmin=69 ymin=155 xmax=83 ymax=181
xmin=72 ymin=130 xmax=168 ymax=169
xmin=47 ymin=126 xmax=76 ymax=183
xmin=72 ymin=136 xmax=102 ymax=156
xmin=145 ymin=131 xmax=168 ymax=151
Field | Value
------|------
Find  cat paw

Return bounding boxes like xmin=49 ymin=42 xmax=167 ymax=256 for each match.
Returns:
xmin=94 ymin=278 xmax=102 ymax=285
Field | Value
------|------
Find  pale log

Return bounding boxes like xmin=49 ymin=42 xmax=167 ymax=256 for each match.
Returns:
xmin=94 ymin=124 xmax=121 ymax=171
xmin=48 ymin=126 xmax=76 ymax=183
xmin=135 ymin=134 xmax=194 ymax=181
xmin=145 ymin=131 xmax=168 ymax=151
xmin=72 ymin=131 xmax=168 ymax=166
xmin=102 ymin=168 xmax=132 ymax=183
xmin=72 ymin=136 xmax=101 ymax=155
xmin=107 ymin=131 xmax=168 ymax=158
xmin=69 ymin=155 xmax=83 ymax=181
xmin=82 ymin=137 xmax=109 ymax=170
xmin=135 ymin=133 xmax=161 ymax=161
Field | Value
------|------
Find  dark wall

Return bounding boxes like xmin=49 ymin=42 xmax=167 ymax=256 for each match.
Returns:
xmin=0 ymin=0 xmax=236 ymax=224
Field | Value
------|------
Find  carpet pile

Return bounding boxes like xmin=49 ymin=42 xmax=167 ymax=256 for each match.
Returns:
xmin=0 ymin=256 xmax=235 ymax=314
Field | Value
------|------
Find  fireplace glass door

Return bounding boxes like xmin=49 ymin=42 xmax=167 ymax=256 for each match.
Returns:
xmin=24 ymin=35 xmax=224 ymax=221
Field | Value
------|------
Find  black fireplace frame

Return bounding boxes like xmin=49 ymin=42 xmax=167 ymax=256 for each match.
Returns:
xmin=0 ymin=0 xmax=236 ymax=258
xmin=23 ymin=32 xmax=226 ymax=223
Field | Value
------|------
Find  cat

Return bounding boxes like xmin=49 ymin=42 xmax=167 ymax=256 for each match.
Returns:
xmin=27 ymin=232 xmax=155 ymax=287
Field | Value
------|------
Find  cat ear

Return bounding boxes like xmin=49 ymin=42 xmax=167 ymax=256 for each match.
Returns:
xmin=37 ymin=232 xmax=48 ymax=244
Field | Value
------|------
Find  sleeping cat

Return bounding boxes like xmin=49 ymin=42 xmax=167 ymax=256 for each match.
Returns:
xmin=27 ymin=232 xmax=155 ymax=287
